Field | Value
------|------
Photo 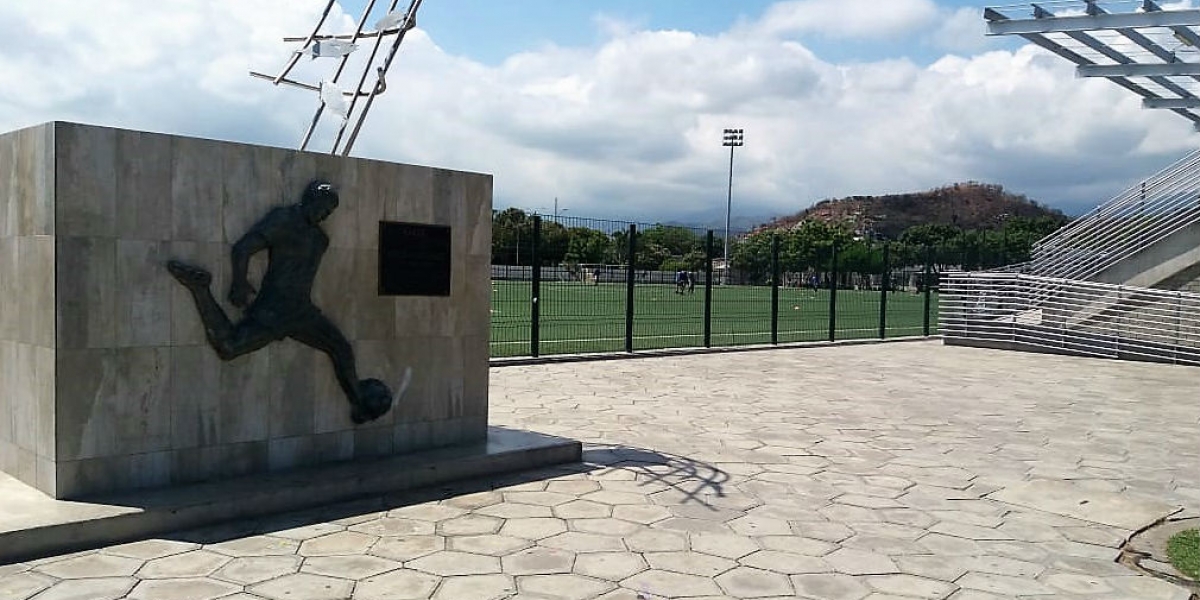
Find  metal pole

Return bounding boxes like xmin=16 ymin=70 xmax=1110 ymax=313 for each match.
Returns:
xmin=724 ymin=144 xmax=734 ymax=285
xmin=771 ymin=234 xmax=780 ymax=345
xmin=704 ymin=231 xmax=714 ymax=348
xmin=530 ymin=216 xmax=541 ymax=358
xmin=828 ymin=244 xmax=839 ymax=342
xmin=879 ymin=243 xmax=890 ymax=339
xmin=923 ymin=245 xmax=933 ymax=336
xmin=626 ymin=224 xmax=636 ymax=353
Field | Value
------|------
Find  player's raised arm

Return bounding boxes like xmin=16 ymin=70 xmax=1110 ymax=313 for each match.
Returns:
xmin=228 ymin=209 xmax=284 ymax=307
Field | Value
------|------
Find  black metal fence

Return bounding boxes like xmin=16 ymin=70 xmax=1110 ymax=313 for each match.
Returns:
xmin=490 ymin=213 xmax=1003 ymax=359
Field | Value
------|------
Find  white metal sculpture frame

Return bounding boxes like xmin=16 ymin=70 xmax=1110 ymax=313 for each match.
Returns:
xmin=251 ymin=0 xmax=425 ymax=156
xmin=985 ymin=0 xmax=1200 ymax=129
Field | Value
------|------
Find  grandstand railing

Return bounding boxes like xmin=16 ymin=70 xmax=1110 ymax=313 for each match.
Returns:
xmin=941 ymin=271 xmax=1200 ymax=366
xmin=1028 ymin=147 xmax=1200 ymax=281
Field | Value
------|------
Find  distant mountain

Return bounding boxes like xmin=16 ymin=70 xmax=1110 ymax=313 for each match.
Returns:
xmin=759 ymin=182 xmax=1069 ymax=238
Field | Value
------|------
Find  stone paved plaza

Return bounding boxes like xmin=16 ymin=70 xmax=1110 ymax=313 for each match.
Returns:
xmin=2 ymin=341 xmax=1198 ymax=600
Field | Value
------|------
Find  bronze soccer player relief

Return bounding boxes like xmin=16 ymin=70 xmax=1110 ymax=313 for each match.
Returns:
xmin=167 ymin=180 xmax=394 ymax=424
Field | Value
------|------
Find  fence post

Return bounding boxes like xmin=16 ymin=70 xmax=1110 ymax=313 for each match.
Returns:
xmin=530 ymin=216 xmax=541 ymax=357
xmin=771 ymin=234 xmax=780 ymax=345
xmin=625 ymin=224 xmax=636 ymax=353
xmin=704 ymin=230 xmax=714 ymax=348
xmin=923 ymin=245 xmax=933 ymax=336
xmin=828 ymin=244 xmax=839 ymax=342
xmin=879 ymin=243 xmax=890 ymax=339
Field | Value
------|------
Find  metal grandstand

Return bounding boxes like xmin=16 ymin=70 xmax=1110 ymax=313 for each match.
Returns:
xmin=985 ymin=0 xmax=1200 ymax=129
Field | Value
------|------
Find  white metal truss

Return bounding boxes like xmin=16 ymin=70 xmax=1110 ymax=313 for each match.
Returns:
xmin=985 ymin=1 xmax=1200 ymax=130
xmin=251 ymin=0 xmax=426 ymax=156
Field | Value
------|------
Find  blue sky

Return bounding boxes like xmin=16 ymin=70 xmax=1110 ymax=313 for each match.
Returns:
xmin=0 ymin=0 xmax=1195 ymax=225
xmin=353 ymin=0 xmax=1017 ymax=66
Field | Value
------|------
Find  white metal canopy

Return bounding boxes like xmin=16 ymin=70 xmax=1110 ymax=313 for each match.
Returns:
xmin=985 ymin=1 xmax=1200 ymax=129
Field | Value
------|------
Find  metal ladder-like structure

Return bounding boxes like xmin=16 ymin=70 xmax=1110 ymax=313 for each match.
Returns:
xmin=250 ymin=0 xmax=426 ymax=156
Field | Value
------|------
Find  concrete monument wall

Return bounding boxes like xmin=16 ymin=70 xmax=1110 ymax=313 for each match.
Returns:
xmin=0 ymin=122 xmax=492 ymax=499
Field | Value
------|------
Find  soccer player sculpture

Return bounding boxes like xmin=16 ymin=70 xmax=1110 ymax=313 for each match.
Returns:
xmin=167 ymin=180 xmax=393 ymax=424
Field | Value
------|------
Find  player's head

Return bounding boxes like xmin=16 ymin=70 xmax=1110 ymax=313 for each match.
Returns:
xmin=301 ymin=180 xmax=339 ymax=223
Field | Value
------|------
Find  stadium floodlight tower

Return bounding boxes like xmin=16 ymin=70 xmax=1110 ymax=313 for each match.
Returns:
xmin=722 ymin=128 xmax=744 ymax=285
xmin=251 ymin=0 xmax=427 ymax=156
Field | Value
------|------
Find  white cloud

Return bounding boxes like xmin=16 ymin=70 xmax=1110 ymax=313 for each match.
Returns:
xmin=0 ymin=0 xmax=1197 ymax=225
xmin=752 ymin=0 xmax=940 ymax=40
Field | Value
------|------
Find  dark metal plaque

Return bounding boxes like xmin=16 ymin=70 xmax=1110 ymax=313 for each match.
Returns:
xmin=379 ymin=221 xmax=452 ymax=296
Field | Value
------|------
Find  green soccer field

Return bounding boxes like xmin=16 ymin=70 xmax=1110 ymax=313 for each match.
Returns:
xmin=490 ymin=280 xmax=939 ymax=357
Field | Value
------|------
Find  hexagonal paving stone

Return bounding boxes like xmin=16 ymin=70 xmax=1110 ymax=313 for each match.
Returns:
xmin=554 ymin=500 xmax=613 ymax=519
xmin=250 ymin=572 xmax=356 ymax=600
xmin=298 ymin=531 xmax=377 ymax=556
xmin=207 ymin=535 xmax=301 ymax=557
xmin=791 ymin=573 xmax=872 ymax=600
xmin=137 ymin=550 xmax=231 ymax=579
xmin=956 ymin=572 xmax=1055 ymax=596
xmin=689 ymin=533 xmax=760 ymax=560
xmin=102 ymin=539 xmax=200 ymax=560
xmin=441 ymin=491 xmax=503 ymax=510
xmin=128 ymin=578 xmax=242 ymax=600
xmin=448 ymin=534 xmax=531 ymax=556
xmin=824 ymin=548 xmax=898 ymax=576
xmin=431 ymin=574 xmax=515 ymax=600
xmin=645 ymin=551 xmax=736 ymax=577
xmin=570 ymin=518 xmax=644 ymax=536
xmin=387 ymin=504 xmax=468 ymax=522
xmin=0 ymin=571 xmax=54 ymax=599
xmin=611 ymin=504 xmax=672 ymax=525
xmin=864 ymin=574 xmax=958 ymax=599
xmin=572 ymin=552 xmax=647 ymax=581
xmin=726 ymin=515 xmax=793 ymax=537
xmin=503 ymin=547 xmax=577 ymax=575
xmin=27 ymin=577 xmax=137 ymax=600
xmin=621 ymin=570 xmax=723 ymax=598
xmin=652 ymin=517 xmax=731 ymax=535
xmin=407 ymin=551 xmax=502 ymax=576
xmin=1042 ymin=572 xmax=1114 ymax=595
xmin=438 ymin=515 xmax=503 ymax=536
xmin=35 ymin=554 xmax=143 ymax=579
xmin=518 ymin=574 xmax=615 ymax=599
xmin=212 ymin=555 xmax=302 ymax=585
xmin=893 ymin=556 xmax=968 ymax=582
xmin=354 ymin=568 xmax=442 ymax=600
xmin=756 ymin=535 xmax=836 ymax=556
xmin=369 ymin=535 xmax=445 ymax=561
xmin=546 ymin=480 xmax=602 ymax=495
xmin=540 ymin=532 xmax=626 ymax=552
xmin=739 ymin=550 xmax=831 ymax=575
xmin=716 ymin=566 xmax=793 ymax=597
xmin=262 ymin=521 xmax=345 ymax=542
xmin=302 ymin=555 xmax=402 ymax=579
xmin=794 ymin=522 xmax=855 ymax=543
xmin=581 ymin=491 xmax=649 ymax=505
xmin=668 ymin=504 xmax=744 ymax=522
xmin=477 ymin=502 xmax=555 ymax=519
xmin=622 ymin=530 xmax=688 ymax=552
xmin=500 ymin=517 xmax=569 ymax=540
xmin=505 ymin=491 xmax=578 ymax=507
xmin=349 ymin=517 xmax=435 ymax=537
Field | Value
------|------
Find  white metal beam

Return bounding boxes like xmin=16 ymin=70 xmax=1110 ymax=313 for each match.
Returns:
xmin=987 ymin=10 xmax=1200 ymax=35
xmin=1143 ymin=97 xmax=1200 ymax=108
xmin=1078 ymin=63 xmax=1200 ymax=77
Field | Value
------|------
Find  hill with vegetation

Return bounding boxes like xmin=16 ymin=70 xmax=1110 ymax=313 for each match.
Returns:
xmin=762 ymin=182 xmax=1068 ymax=239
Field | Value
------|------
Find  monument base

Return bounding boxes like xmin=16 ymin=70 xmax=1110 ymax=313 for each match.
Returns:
xmin=0 ymin=427 xmax=582 ymax=563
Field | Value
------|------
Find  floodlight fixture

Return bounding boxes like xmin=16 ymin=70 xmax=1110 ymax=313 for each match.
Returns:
xmin=721 ymin=128 xmax=744 ymax=284
xmin=251 ymin=0 xmax=426 ymax=156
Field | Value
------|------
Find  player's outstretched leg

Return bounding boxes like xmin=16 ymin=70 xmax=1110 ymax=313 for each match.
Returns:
xmin=291 ymin=313 xmax=394 ymax=424
xmin=167 ymin=260 xmax=238 ymax=355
